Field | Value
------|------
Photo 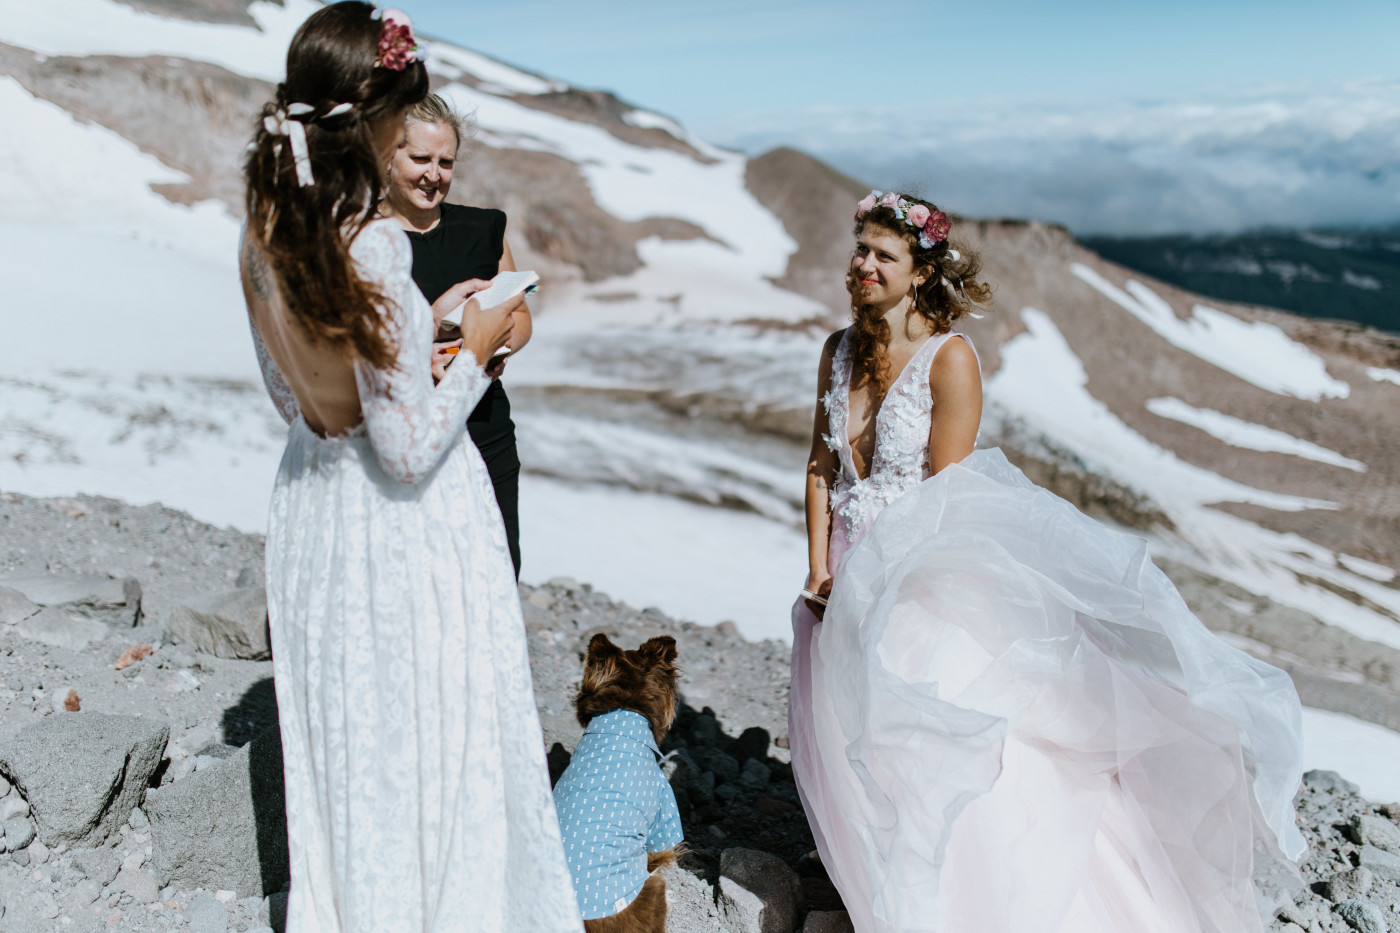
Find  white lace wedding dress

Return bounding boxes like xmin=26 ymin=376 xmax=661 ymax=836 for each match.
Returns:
xmin=789 ymin=329 xmax=1306 ymax=933
xmin=250 ymin=220 xmax=580 ymax=932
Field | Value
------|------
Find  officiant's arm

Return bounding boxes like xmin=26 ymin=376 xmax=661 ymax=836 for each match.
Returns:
xmin=803 ymin=331 xmax=843 ymax=616
xmin=927 ymin=336 xmax=982 ymax=474
xmin=497 ymin=236 xmax=532 ymax=353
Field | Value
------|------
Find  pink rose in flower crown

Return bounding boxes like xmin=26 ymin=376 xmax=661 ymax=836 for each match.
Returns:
xmin=879 ymin=192 xmax=901 ymax=209
xmin=906 ymin=204 xmax=931 ymax=228
xmin=375 ymin=8 xmax=417 ymax=71
xmin=855 ymin=192 xmax=879 ymax=218
xmin=925 ymin=210 xmax=952 ymax=244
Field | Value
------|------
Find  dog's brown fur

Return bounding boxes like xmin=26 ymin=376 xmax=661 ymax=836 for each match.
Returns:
xmin=575 ymin=634 xmax=682 ymax=933
xmin=576 ymin=634 xmax=679 ymax=745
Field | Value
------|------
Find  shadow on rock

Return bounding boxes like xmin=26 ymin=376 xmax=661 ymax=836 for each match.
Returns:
xmin=222 ymin=676 xmax=279 ymax=747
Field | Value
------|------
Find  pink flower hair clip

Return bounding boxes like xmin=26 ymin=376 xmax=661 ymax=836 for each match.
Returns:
xmin=371 ymin=7 xmax=419 ymax=71
xmin=854 ymin=189 xmax=951 ymax=249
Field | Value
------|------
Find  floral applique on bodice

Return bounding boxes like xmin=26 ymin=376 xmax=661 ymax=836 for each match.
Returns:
xmin=823 ymin=329 xmax=972 ymax=541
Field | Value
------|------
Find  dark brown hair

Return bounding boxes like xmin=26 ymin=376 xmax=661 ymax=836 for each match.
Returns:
xmin=575 ymin=634 xmax=680 ymax=745
xmin=243 ymin=1 xmax=428 ymax=368
xmin=847 ymin=198 xmax=992 ymax=391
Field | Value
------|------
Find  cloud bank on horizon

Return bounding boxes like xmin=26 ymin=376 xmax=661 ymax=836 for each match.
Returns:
xmin=719 ymin=79 xmax=1400 ymax=237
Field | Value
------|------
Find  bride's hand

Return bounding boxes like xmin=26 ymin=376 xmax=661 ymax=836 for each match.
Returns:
xmin=430 ymin=278 xmax=492 ymax=337
xmin=803 ymin=568 xmax=832 ymax=620
xmin=460 ymin=292 xmax=522 ymax=369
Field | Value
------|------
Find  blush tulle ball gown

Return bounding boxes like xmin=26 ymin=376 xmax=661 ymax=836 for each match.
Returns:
xmin=789 ymin=330 xmax=1305 ymax=933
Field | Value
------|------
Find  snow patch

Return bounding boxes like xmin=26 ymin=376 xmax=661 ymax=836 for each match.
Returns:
xmin=1367 ymin=367 xmax=1400 ymax=387
xmin=1302 ymin=707 xmax=1400 ymax=804
xmin=1071 ymin=264 xmax=1350 ymax=401
xmin=1145 ymin=397 xmax=1366 ymax=472
xmin=0 ymin=0 xmax=318 ymax=82
xmin=422 ymin=43 xmax=563 ymax=96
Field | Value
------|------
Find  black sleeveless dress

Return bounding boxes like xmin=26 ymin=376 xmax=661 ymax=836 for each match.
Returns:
xmin=404 ymin=203 xmax=522 ymax=577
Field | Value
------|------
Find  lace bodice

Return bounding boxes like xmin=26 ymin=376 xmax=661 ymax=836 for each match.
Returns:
xmin=247 ymin=219 xmax=489 ymax=485
xmin=823 ymin=329 xmax=972 ymax=540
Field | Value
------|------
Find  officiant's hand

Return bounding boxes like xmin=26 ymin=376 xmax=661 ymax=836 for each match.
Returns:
xmin=803 ymin=569 xmax=832 ymax=620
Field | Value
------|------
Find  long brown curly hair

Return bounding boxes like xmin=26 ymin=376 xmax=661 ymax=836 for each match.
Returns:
xmin=243 ymin=1 xmax=429 ymax=369
xmin=847 ymin=197 xmax=992 ymax=392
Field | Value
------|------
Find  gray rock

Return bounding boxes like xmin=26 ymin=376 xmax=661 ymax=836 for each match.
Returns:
xmin=167 ymin=587 xmax=270 ymax=660
xmin=803 ymin=911 xmax=855 ymax=933
xmin=0 ymin=774 xmax=10 ymax=797
xmin=28 ymin=891 xmax=59 ymax=920
xmin=1360 ymin=845 xmax=1400 ymax=884
xmin=719 ymin=847 xmax=799 ymax=933
xmin=663 ymin=749 xmax=711 ymax=803
xmin=187 ymin=893 xmax=231 ymax=933
xmin=0 ymin=712 xmax=168 ymax=846
xmin=72 ymin=846 xmax=121 ymax=885
xmin=740 ymin=758 xmax=771 ymax=789
xmin=0 ymin=586 xmax=40 ymax=625
xmin=1353 ymin=814 xmax=1400 ymax=855
xmin=70 ymin=877 xmax=103 ymax=907
xmin=4 ymin=816 xmax=35 ymax=851
xmin=128 ymin=806 xmax=148 ymax=831
xmin=0 ymin=795 xmax=29 ymax=820
xmin=147 ymin=727 xmax=288 ymax=897
xmin=114 ymin=866 xmax=161 ymax=904
xmin=27 ymin=839 xmax=48 ymax=863
xmin=13 ymin=606 xmax=108 ymax=651
xmin=1306 ymin=770 xmax=1360 ymax=796
xmin=734 ymin=727 xmax=771 ymax=763
xmin=692 ymin=747 xmax=741 ymax=784
xmin=0 ymin=572 xmax=129 ymax=609
xmin=1324 ymin=868 xmax=1376 ymax=903
xmin=1334 ymin=898 xmax=1388 ymax=933
xmin=10 ymin=844 xmax=27 ymax=866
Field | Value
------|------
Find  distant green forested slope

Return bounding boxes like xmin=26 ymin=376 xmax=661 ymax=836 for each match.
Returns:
xmin=1081 ymin=228 xmax=1400 ymax=334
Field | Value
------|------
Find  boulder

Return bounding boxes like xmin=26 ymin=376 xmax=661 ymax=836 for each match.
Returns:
xmin=167 ymin=587 xmax=270 ymax=660
xmin=1360 ymin=845 xmax=1400 ymax=884
xmin=13 ymin=607 xmax=108 ymax=651
xmin=802 ymin=912 xmax=855 ymax=933
xmin=0 ymin=586 xmax=39 ymax=625
xmin=70 ymin=846 xmax=121 ymax=885
xmin=0 ymin=572 xmax=140 ymax=623
xmin=146 ymin=727 xmax=288 ymax=897
xmin=1351 ymin=814 xmax=1400 ymax=855
xmin=1334 ymin=898 xmax=1387 ymax=933
xmin=719 ymin=847 xmax=800 ymax=933
xmin=0 ymin=713 xmax=168 ymax=846
xmin=1322 ymin=867 xmax=1375 ymax=903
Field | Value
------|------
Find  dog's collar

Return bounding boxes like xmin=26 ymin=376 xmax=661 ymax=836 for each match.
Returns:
xmin=582 ymin=709 xmax=661 ymax=758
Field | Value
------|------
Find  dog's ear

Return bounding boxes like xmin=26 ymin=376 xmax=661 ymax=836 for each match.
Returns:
xmin=638 ymin=635 xmax=678 ymax=666
xmin=585 ymin=633 xmax=622 ymax=668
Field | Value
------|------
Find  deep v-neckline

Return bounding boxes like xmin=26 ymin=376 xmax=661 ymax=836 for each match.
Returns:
xmin=843 ymin=330 xmax=940 ymax=482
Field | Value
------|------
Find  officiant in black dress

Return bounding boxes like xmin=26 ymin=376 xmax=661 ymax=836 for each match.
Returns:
xmin=379 ymin=94 xmax=527 ymax=575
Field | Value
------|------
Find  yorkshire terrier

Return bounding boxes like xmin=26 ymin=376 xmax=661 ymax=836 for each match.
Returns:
xmin=553 ymin=634 xmax=684 ymax=932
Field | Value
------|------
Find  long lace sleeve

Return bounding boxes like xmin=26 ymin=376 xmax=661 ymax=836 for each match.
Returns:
xmin=248 ymin=319 xmax=301 ymax=425
xmin=351 ymin=220 xmax=490 ymax=485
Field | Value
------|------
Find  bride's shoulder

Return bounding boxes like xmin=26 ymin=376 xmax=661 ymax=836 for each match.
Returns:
xmin=348 ymin=217 xmax=411 ymax=268
xmin=929 ymin=332 xmax=981 ymax=390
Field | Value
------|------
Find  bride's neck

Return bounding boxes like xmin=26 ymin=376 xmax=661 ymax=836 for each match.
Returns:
xmin=879 ymin=298 xmax=929 ymax=344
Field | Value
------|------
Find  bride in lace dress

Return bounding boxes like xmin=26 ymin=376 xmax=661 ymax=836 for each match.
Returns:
xmin=238 ymin=5 xmax=578 ymax=931
xmin=789 ymin=191 xmax=1306 ymax=933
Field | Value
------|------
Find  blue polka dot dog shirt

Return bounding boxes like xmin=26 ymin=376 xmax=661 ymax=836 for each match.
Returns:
xmin=553 ymin=709 xmax=685 ymax=919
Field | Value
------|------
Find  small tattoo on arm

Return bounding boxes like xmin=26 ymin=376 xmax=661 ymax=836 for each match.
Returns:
xmin=243 ymin=239 xmax=272 ymax=302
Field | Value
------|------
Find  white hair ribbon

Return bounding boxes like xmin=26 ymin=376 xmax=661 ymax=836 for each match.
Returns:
xmin=947 ymin=249 xmax=961 ymax=261
xmin=264 ymin=102 xmax=317 ymax=187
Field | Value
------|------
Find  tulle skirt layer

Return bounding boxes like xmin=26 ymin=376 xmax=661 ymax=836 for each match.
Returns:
xmin=790 ymin=449 xmax=1304 ymax=933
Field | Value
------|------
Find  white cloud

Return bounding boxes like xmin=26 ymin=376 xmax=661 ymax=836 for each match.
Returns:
xmin=717 ymin=80 xmax=1400 ymax=235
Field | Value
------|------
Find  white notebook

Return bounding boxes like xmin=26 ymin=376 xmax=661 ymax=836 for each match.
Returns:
xmin=440 ymin=271 xmax=539 ymax=327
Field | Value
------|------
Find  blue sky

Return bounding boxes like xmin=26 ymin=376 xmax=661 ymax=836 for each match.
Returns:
xmin=410 ymin=1 xmax=1400 ymax=234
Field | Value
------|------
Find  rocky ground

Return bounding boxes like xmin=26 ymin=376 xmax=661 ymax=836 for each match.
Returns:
xmin=0 ymin=489 xmax=1396 ymax=933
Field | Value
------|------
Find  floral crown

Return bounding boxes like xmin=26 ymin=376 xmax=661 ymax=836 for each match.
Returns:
xmin=371 ymin=7 xmax=419 ymax=71
xmin=855 ymin=190 xmax=951 ymax=249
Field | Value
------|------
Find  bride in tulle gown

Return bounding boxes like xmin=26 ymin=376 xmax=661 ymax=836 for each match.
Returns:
xmin=239 ymin=5 xmax=579 ymax=931
xmin=789 ymin=191 xmax=1306 ymax=933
